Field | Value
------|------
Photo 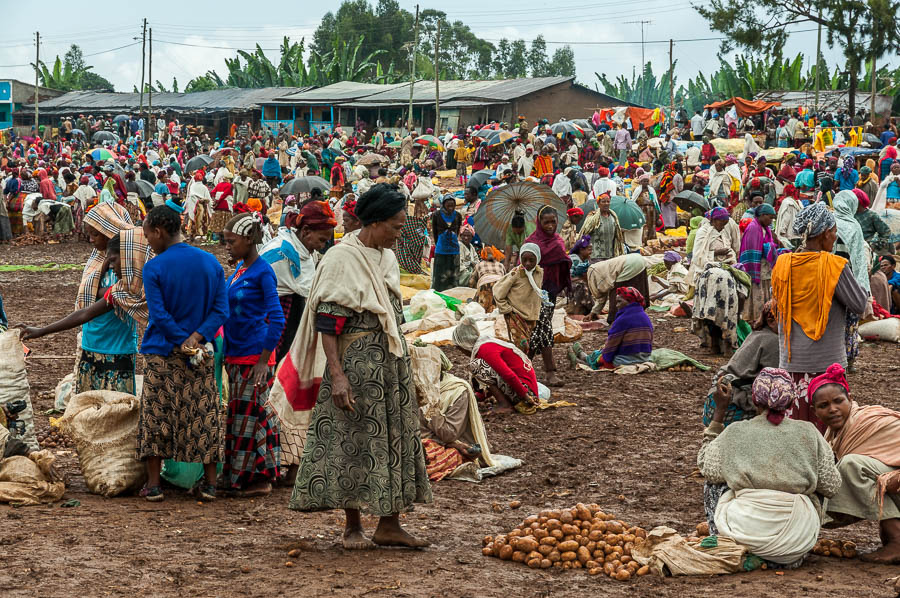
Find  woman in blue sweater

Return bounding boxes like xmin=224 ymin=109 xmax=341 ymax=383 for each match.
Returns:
xmin=138 ymin=199 xmax=229 ymax=502
xmin=222 ymin=213 xmax=285 ymax=496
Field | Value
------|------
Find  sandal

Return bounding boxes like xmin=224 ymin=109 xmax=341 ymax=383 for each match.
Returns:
xmin=140 ymin=485 xmax=165 ymax=502
xmin=192 ymin=482 xmax=217 ymax=501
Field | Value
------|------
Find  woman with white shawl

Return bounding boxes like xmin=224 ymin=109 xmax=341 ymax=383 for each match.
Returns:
xmin=685 ymin=206 xmax=742 ymax=288
xmin=707 ymin=159 xmax=736 ymax=208
xmin=551 ymin=170 xmax=573 ymax=199
xmin=183 ymin=174 xmax=213 ymax=239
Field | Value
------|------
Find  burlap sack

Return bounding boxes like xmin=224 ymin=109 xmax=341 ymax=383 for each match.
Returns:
xmin=0 ymin=331 xmax=39 ymax=451
xmin=0 ymin=449 xmax=66 ymax=506
xmin=631 ymin=526 xmax=747 ymax=576
xmin=60 ymin=391 xmax=146 ymax=497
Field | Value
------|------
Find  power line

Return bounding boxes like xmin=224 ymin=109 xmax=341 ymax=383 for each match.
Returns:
xmin=0 ymin=40 xmax=142 ymax=68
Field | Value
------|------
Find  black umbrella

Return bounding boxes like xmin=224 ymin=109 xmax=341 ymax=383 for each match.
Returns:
xmin=467 ymin=169 xmax=496 ymax=190
xmin=112 ymin=114 xmax=130 ymax=123
xmin=280 ymin=176 xmax=331 ymax=196
xmin=91 ymin=130 xmax=119 ymax=143
xmin=134 ymin=179 xmax=154 ymax=198
xmin=185 ymin=154 xmax=214 ymax=173
xmin=673 ymin=190 xmax=709 ymax=212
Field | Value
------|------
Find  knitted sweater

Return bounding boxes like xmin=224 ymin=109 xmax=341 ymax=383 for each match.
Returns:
xmin=698 ymin=415 xmax=841 ymax=517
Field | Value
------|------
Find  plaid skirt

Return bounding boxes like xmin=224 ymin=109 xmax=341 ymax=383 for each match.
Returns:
xmin=137 ymin=353 xmax=224 ymax=463
xmin=75 ymin=349 xmax=136 ymax=394
xmin=223 ymin=363 xmax=281 ymax=489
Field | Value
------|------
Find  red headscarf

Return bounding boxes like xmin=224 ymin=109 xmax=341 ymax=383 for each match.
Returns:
xmin=597 ymin=166 xmax=610 ymax=177
xmin=297 ymin=200 xmax=337 ymax=230
xmin=852 ymin=188 xmax=870 ymax=209
xmin=807 ymin=363 xmax=850 ymax=401
xmin=566 ymin=207 xmax=584 ymax=219
xmin=616 ymin=286 xmax=645 ymax=306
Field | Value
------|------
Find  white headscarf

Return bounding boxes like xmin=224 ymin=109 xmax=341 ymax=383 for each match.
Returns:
xmin=519 ymin=242 xmax=545 ymax=299
xmin=551 ymin=173 xmax=572 ymax=197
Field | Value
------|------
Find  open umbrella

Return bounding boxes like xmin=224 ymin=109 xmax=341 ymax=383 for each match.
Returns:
xmin=550 ymin=121 xmax=585 ymax=138
xmin=414 ymin=134 xmax=444 ymax=150
xmin=673 ymin=189 xmax=709 ymax=213
xmin=472 ymin=181 xmax=567 ymax=248
xmin=70 ymin=128 xmax=85 ymax=137
xmin=88 ymin=148 xmax=118 ymax=161
xmin=357 ymin=153 xmax=388 ymax=166
xmin=571 ymin=119 xmax=597 ymax=138
xmin=280 ymin=176 xmax=331 ymax=196
xmin=476 ymin=123 xmax=499 ymax=132
xmin=134 ymin=179 xmax=154 ymax=198
xmin=467 ymin=169 xmax=496 ymax=189
xmin=210 ymin=147 xmax=231 ymax=159
xmin=185 ymin=154 xmax=214 ymax=173
xmin=145 ymin=149 xmax=161 ymax=163
xmin=387 ymin=139 xmax=402 ymax=148
xmin=482 ymin=130 xmax=516 ymax=147
xmin=92 ymin=131 xmax=119 ymax=144
xmin=112 ymin=114 xmax=130 ymax=123
xmin=609 ymin=196 xmax=645 ymax=230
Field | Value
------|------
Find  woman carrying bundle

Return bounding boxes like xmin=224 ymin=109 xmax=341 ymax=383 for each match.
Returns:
xmin=698 ymin=368 xmax=841 ymax=564
xmin=813 ymin=364 xmax=900 ymax=564
xmin=580 ymin=192 xmax=623 ymax=261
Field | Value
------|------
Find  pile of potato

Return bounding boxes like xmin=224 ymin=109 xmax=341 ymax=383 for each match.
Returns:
xmin=812 ymin=539 xmax=857 ymax=558
xmin=37 ymin=428 xmax=70 ymax=449
xmin=482 ymin=503 xmax=650 ymax=580
xmin=668 ymin=364 xmax=698 ymax=372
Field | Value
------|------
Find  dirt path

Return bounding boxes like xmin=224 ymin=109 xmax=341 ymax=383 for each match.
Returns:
xmin=1 ymin=241 xmax=898 ymax=598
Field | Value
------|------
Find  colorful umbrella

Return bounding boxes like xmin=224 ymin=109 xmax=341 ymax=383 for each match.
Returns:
xmin=88 ymin=148 xmax=118 ymax=161
xmin=387 ymin=140 xmax=402 ymax=148
xmin=609 ymin=195 xmax=646 ymax=230
xmin=550 ymin=121 xmax=585 ymax=138
xmin=472 ymin=181 xmax=567 ymax=247
xmin=414 ymin=134 xmax=444 ymax=150
xmin=481 ymin=129 xmax=517 ymax=146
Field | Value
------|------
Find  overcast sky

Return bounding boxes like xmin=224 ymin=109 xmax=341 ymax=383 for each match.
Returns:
xmin=3 ymin=0 xmax=893 ymax=96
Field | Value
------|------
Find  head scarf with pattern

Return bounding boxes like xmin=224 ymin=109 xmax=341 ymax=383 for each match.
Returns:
xmin=791 ymin=201 xmax=835 ymax=240
xmin=296 ymin=200 xmax=337 ymax=230
xmin=808 ymin=363 xmax=850 ymax=401
xmin=751 ymin=367 xmax=798 ymax=425
xmin=616 ymin=286 xmax=645 ymax=306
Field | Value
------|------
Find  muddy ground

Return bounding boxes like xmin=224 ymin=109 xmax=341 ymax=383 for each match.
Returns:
xmin=1 ymin=240 xmax=899 ymax=598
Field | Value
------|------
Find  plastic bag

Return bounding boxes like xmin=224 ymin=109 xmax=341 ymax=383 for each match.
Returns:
xmin=409 ymin=290 xmax=448 ymax=320
xmin=411 ymin=177 xmax=436 ymax=200
xmin=161 ymin=460 xmax=223 ymax=490
xmin=54 ymin=373 xmax=75 ymax=411
xmin=859 ymin=318 xmax=900 ymax=343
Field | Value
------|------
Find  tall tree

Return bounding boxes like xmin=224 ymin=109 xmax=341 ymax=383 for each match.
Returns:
xmin=529 ymin=36 xmax=550 ymax=77
xmin=695 ymin=0 xmax=900 ymax=115
xmin=508 ymin=40 xmax=528 ymax=78
xmin=493 ymin=39 xmax=511 ymax=78
xmin=34 ymin=44 xmax=115 ymax=91
xmin=547 ymin=46 xmax=576 ymax=77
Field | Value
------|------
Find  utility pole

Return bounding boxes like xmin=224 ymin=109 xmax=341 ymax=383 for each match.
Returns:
xmin=34 ymin=31 xmax=39 ymax=131
xmin=140 ymin=18 xmax=147 ymax=119
xmin=407 ymin=4 xmax=419 ymax=133
xmin=434 ymin=20 xmax=441 ymax=135
xmin=814 ymin=18 xmax=822 ymax=114
xmin=870 ymin=54 xmax=877 ymax=122
xmin=668 ymin=39 xmax=674 ymax=126
xmin=625 ymin=20 xmax=652 ymax=105
xmin=148 ymin=27 xmax=153 ymax=120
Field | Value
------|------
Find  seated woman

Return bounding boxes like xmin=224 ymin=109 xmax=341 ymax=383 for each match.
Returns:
xmin=565 ymin=235 xmax=594 ymax=316
xmin=453 ymin=316 xmax=539 ymax=416
xmin=698 ymin=368 xmax=841 ymax=565
xmin=468 ymin=245 xmax=506 ymax=313
xmin=813 ymin=364 xmax=900 ymax=564
xmin=573 ymin=287 xmax=652 ymax=369
xmin=649 ymin=250 xmax=689 ymax=309
xmin=585 ymin=252 xmax=648 ymax=324
xmin=457 ymin=224 xmax=480 ymax=287
xmin=491 ymin=243 xmax=544 ymax=354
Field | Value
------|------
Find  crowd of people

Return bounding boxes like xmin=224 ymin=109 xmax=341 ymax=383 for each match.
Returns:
xmin=2 ymin=101 xmax=900 ymax=568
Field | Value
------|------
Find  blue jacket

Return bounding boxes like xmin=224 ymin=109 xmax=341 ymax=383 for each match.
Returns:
xmin=223 ymin=258 xmax=285 ymax=358
xmin=141 ymin=243 xmax=229 ymax=356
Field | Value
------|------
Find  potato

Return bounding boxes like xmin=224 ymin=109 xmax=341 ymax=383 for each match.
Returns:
xmin=586 ymin=541 xmax=597 ymax=552
xmin=591 ymin=521 xmax=607 ymax=533
xmin=557 ymin=540 xmax=579 ymax=553
xmin=623 ymin=533 xmax=636 ymax=544
xmin=605 ymin=534 xmax=618 ymax=545
xmin=539 ymin=510 xmax=552 ymax=519
xmin=620 ymin=555 xmax=632 ymax=565
xmin=494 ymin=535 xmax=507 ymax=546
xmin=538 ymin=545 xmax=554 ymax=557
xmin=560 ymin=551 xmax=577 ymax=562
xmin=483 ymin=536 xmax=493 ymax=546
xmin=553 ymin=561 xmax=563 ymax=569
xmin=575 ymin=504 xmax=593 ymax=521
xmin=512 ymin=550 xmax=527 ymax=563
xmin=545 ymin=519 xmax=562 ymax=531
xmin=830 ymin=547 xmax=844 ymax=558
xmin=627 ymin=561 xmax=640 ymax=572
xmin=577 ymin=546 xmax=591 ymax=564
xmin=559 ymin=510 xmax=574 ymax=524
xmin=561 ymin=524 xmax=580 ymax=536
xmin=588 ymin=567 xmax=602 ymax=576
xmin=844 ymin=546 xmax=857 ymax=558
xmin=550 ymin=529 xmax=564 ymax=540
xmin=592 ymin=550 xmax=605 ymax=560
xmin=624 ymin=542 xmax=634 ymax=553
xmin=696 ymin=522 xmax=710 ymax=537
xmin=609 ymin=559 xmax=621 ymax=570
xmin=527 ymin=550 xmax=542 ymax=562
xmin=546 ymin=510 xmax=562 ymax=520
xmin=637 ymin=565 xmax=650 ymax=576
xmin=539 ymin=536 xmax=557 ymax=547
xmin=508 ymin=529 xmax=522 ymax=538
xmin=603 ymin=562 xmax=616 ymax=576
xmin=510 ymin=500 xmax=522 ymax=510
xmin=527 ymin=558 xmax=542 ymax=569
xmin=585 ymin=560 xmax=598 ymax=569
xmin=594 ymin=510 xmax=608 ymax=520
xmin=482 ymin=546 xmax=493 ymax=556
xmin=616 ymin=569 xmax=631 ymax=581
xmin=515 ymin=537 xmax=539 ymax=553
xmin=534 ymin=528 xmax=549 ymax=540
xmin=635 ymin=528 xmax=647 ymax=539
xmin=540 ymin=558 xmax=552 ymax=569
xmin=548 ymin=550 xmax=561 ymax=563
xmin=499 ymin=545 xmax=513 ymax=560
xmin=604 ymin=545 xmax=616 ymax=555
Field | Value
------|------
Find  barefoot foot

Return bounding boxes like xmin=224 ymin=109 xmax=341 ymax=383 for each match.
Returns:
xmin=372 ymin=525 xmax=430 ymax=548
xmin=343 ymin=528 xmax=375 ymax=550
xmin=860 ymin=543 xmax=900 ymax=564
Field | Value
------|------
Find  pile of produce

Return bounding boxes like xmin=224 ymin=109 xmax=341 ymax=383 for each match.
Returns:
xmin=812 ymin=539 xmax=857 ymax=558
xmin=667 ymin=365 xmax=699 ymax=372
xmin=36 ymin=427 xmax=71 ymax=449
xmin=482 ymin=503 xmax=650 ymax=580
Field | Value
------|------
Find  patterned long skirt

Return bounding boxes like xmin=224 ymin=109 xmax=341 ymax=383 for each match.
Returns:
xmin=275 ymin=293 xmax=305 ymax=363
xmin=845 ymin=312 xmax=860 ymax=364
xmin=289 ymin=304 xmax=432 ymax=515
xmin=75 ymin=350 xmax=136 ymax=394
xmin=785 ymin=372 xmax=825 ymax=434
xmin=528 ymin=301 xmax=555 ymax=354
xmin=209 ymin=209 xmax=231 ymax=235
xmin=223 ymin=363 xmax=281 ymax=489
xmin=477 ymin=283 xmax=496 ymax=313
xmin=504 ymin=313 xmax=536 ymax=354
xmin=8 ymin=210 xmax=23 ymax=236
xmin=137 ymin=353 xmax=224 ymax=463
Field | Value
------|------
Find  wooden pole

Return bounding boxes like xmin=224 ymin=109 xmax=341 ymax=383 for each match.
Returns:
xmin=140 ymin=18 xmax=147 ymax=118
xmin=434 ymin=20 xmax=441 ymax=135
xmin=668 ymin=39 xmax=674 ymax=126
xmin=814 ymin=19 xmax=821 ymax=114
xmin=870 ymin=54 xmax=877 ymax=122
xmin=148 ymin=28 xmax=153 ymax=120
xmin=34 ymin=31 xmax=39 ymax=131
xmin=408 ymin=4 xmax=419 ymax=133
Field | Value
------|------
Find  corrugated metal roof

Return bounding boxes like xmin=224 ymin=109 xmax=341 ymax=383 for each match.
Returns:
xmin=32 ymin=87 xmax=313 ymax=114
xmin=271 ymin=81 xmax=408 ymax=104
xmin=754 ymin=90 xmax=892 ymax=114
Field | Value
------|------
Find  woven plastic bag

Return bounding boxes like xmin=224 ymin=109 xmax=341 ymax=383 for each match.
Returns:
xmin=0 ymin=330 xmax=39 ymax=451
xmin=60 ymin=390 xmax=146 ymax=497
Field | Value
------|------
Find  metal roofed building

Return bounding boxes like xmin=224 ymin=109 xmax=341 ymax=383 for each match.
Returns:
xmin=264 ymin=76 xmax=639 ymax=135
xmin=753 ymin=89 xmax=893 ymax=119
